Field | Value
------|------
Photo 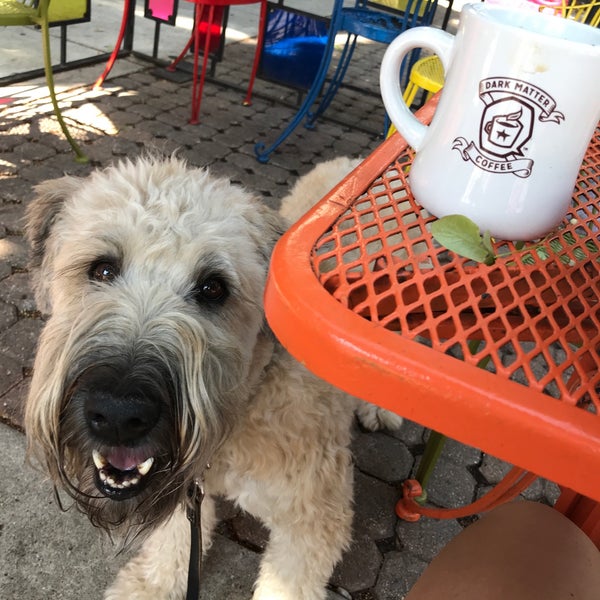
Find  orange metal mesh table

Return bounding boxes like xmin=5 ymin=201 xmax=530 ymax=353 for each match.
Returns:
xmin=264 ymin=99 xmax=600 ymax=539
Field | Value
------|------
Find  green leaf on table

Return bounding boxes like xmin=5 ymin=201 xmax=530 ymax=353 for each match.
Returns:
xmin=431 ymin=215 xmax=495 ymax=264
xmin=482 ymin=230 xmax=495 ymax=256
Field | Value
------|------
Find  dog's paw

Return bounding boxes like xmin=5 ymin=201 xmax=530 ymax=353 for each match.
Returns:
xmin=104 ymin=559 xmax=185 ymax=600
xmin=355 ymin=401 xmax=403 ymax=432
xmin=253 ymin=584 xmax=326 ymax=600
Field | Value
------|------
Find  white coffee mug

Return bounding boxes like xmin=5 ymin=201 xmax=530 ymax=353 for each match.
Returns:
xmin=380 ymin=3 xmax=600 ymax=241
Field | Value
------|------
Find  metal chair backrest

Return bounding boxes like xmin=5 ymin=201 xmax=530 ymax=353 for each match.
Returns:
xmin=563 ymin=0 xmax=600 ymax=26
xmin=47 ymin=0 xmax=89 ymax=25
xmin=366 ymin=0 xmax=438 ymax=19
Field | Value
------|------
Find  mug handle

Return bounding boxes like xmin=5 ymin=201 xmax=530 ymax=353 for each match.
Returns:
xmin=380 ymin=28 xmax=455 ymax=151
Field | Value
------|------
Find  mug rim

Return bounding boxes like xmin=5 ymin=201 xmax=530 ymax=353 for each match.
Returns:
xmin=463 ymin=2 xmax=600 ymax=47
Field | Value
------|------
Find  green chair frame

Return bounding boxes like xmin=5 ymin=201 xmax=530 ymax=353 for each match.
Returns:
xmin=0 ymin=0 xmax=88 ymax=162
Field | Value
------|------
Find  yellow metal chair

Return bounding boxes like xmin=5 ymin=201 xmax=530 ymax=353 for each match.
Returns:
xmin=562 ymin=0 xmax=600 ymax=26
xmin=387 ymin=53 xmax=444 ymax=137
xmin=0 ymin=0 xmax=88 ymax=162
xmin=402 ymin=53 xmax=444 ymax=108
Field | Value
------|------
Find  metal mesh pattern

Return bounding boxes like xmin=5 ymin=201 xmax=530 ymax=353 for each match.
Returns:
xmin=313 ymin=127 xmax=600 ymax=411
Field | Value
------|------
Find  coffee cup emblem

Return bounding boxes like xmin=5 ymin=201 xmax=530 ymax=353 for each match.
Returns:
xmin=452 ymin=77 xmax=564 ymax=178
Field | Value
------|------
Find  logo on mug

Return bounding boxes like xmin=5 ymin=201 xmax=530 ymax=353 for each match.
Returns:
xmin=452 ymin=77 xmax=564 ymax=178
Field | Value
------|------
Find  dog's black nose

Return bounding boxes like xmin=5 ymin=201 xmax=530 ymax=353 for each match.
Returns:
xmin=84 ymin=391 xmax=161 ymax=445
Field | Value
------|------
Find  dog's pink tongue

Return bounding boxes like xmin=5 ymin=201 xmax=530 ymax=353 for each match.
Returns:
xmin=106 ymin=449 xmax=141 ymax=471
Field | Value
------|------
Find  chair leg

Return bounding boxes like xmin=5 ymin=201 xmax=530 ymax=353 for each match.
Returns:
xmin=39 ymin=0 xmax=88 ymax=163
xmin=93 ymin=0 xmax=131 ymax=89
xmin=305 ymin=33 xmax=358 ymax=128
xmin=167 ymin=34 xmax=195 ymax=72
xmin=189 ymin=4 xmax=215 ymax=124
xmin=242 ymin=0 xmax=267 ymax=107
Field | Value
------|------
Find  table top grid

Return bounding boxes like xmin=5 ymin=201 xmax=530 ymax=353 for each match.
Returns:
xmin=312 ymin=127 xmax=600 ymax=412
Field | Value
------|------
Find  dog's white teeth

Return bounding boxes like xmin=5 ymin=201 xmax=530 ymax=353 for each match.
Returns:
xmin=94 ymin=451 xmax=154 ymax=494
xmin=137 ymin=457 xmax=154 ymax=476
xmin=92 ymin=450 xmax=107 ymax=470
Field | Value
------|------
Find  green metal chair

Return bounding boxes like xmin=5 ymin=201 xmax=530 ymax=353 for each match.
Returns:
xmin=0 ymin=0 xmax=88 ymax=162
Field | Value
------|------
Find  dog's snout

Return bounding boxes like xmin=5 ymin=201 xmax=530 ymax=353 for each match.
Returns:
xmin=85 ymin=392 xmax=161 ymax=445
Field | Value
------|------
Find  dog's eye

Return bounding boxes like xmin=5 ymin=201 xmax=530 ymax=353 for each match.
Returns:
xmin=89 ymin=260 xmax=120 ymax=283
xmin=193 ymin=277 xmax=228 ymax=304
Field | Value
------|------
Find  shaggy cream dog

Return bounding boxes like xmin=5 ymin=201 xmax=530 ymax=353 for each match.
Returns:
xmin=25 ymin=155 xmax=402 ymax=600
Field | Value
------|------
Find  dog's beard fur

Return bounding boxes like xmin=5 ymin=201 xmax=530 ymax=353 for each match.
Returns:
xmin=30 ymin=289 xmax=256 ymax=541
xmin=24 ymin=156 xmax=283 ymax=543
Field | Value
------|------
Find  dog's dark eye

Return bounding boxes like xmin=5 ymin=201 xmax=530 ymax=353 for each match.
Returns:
xmin=193 ymin=277 xmax=228 ymax=304
xmin=89 ymin=260 xmax=120 ymax=283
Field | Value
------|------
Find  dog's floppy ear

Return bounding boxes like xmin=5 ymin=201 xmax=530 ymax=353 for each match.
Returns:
xmin=26 ymin=176 xmax=79 ymax=268
xmin=25 ymin=176 xmax=80 ymax=314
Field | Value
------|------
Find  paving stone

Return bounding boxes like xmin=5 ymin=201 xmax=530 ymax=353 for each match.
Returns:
xmin=352 ymin=430 xmax=414 ymax=483
xmin=478 ymin=453 xmax=513 ymax=485
xmin=331 ymin=530 xmax=382 ymax=593
xmin=226 ymin=151 xmax=291 ymax=185
xmin=544 ymin=480 xmax=561 ymax=504
xmin=0 ymin=272 xmax=37 ymax=314
xmin=128 ymin=102 xmax=165 ymax=120
xmin=0 ymin=318 xmax=43 ymax=367
xmin=197 ymin=534 xmax=261 ymax=600
xmin=180 ymin=140 xmax=232 ymax=166
xmin=0 ymin=153 xmax=19 ymax=176
xmin=353 ymin=471 xmax=399 ymax=540
xmin=520 ymin=477 xmax=547 ymax=501
xmin=418 ymin=455 xmax=478 ymax=507
xmin=0 ymin=352 xmax=22 ymax=397
xmin=388 ymin=418 xmax=426 ymax=448
xmin=0 ymin=176 xmax=32 ymax=204
xmin=0 ymin=300 xmax=18 ymax=331
xmin=19 ymin=162 xmax=78 ymax=185
xmin=433 ymin=436 xmax=482 ymax=467
xmin=111 ymin=109 xmax=145 ymax=128
xmin=0 ymin=376 xmax=28 ymax=430
xmin=0 ymin=236 xmax=28 ymax=270
xmin=396 ymin=516 xmax=463 ymax=563
xmin=0 ymin=135 xmax=25 ymax=153
xmin=0 ymin=261 xmax=11 ymax=281
xmin=110 ymin=137 xmax=143 ymax=157
xmin=373 ymin=551 xmax=429 ymax=600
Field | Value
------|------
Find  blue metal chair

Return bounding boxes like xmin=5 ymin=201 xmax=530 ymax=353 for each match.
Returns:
xmin=254 ymin=0 xmax=439 ymax=163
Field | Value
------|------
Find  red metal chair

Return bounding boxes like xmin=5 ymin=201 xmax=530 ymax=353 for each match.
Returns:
xmin=167 ymin=0 xmax=267 ymax=124
xmin=94 ymin=0 xmax=267 ymax=125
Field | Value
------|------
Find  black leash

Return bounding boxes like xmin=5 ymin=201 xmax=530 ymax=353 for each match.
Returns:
xmin=186 ymin=479 xmax=204 ymax=600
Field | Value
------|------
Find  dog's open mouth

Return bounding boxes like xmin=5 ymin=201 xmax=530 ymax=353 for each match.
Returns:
xmin=92 ymin=449 xmax=154 ymax=500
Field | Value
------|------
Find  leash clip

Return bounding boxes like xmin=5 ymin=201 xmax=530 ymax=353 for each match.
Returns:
xmin=186 ymin=478 xmax=204 ymax=526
